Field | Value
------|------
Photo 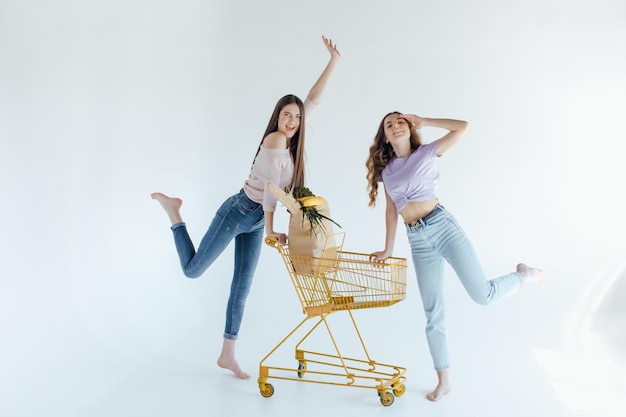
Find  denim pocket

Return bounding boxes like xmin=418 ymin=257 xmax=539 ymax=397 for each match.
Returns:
xmin=425 ymin=210 xmax=449 ymax=227
xmin=236 ymin=191 xmax=261 ymax=212
xmin=445 ymin=214 xmax=467 ymax=237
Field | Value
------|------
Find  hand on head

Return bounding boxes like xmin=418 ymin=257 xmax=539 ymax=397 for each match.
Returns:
xmin=401 ymin=114 xmax=425 ymax=129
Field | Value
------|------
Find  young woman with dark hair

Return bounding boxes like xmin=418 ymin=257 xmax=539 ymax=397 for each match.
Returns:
xmin=152 ymin=36 xmax=340 ymax=380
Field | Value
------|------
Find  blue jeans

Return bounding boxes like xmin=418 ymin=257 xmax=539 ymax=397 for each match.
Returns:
xmin=170 ymin=189 xmax=265 ymax=340
xmin=406 ymin=204 xmax=523 ymax=371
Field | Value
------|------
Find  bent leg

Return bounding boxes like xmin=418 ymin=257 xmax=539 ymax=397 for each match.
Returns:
xmin=172 ymin=193 xmax=251 ymax=278
xmin=442 ymin=218 xmax=522 ymax=306
xmin=171 ymin=206 xmax=237 ymax=278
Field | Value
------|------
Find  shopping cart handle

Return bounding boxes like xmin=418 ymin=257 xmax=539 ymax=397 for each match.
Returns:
xmin=264 ymin=236 xmax=282 ymax=248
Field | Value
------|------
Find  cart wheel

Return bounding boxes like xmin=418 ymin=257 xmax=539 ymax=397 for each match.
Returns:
xmin=297 ymin=361 xmax=307 ymax=378
xmin=259 ymin=383 xmax=274 ymax=398
xmin=379 ymin=391 xmax=394 ymax=406
xmin=392 ymin=383 xmax=406 ymax=397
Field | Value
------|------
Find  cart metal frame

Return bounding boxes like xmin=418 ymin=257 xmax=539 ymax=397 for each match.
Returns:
xmin=258 ymin=234 xmax=408 ymax=406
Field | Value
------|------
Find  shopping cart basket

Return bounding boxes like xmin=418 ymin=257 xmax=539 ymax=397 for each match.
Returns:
xmin=258 ymin=233 xmax=408 ymax=406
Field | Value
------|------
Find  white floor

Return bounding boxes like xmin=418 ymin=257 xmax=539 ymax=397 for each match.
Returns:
xmin=3 ymin=251 xmax=625 ymax=417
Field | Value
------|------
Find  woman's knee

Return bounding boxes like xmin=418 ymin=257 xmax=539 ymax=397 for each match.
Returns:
xmin=182 ymin=267 xmax=203 ymax=279
xmin=469 ymin=288 xmax=495 ymax=306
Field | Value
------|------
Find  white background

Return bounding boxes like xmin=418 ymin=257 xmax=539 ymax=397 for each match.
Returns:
xmin=1 ymin=1 xmax=625 ymax=416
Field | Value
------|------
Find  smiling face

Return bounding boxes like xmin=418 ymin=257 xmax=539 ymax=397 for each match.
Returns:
xmin=277 ymin=103 xmax=302 ymax=139
xmin=383 ymin=113 xmax=410 ymax=144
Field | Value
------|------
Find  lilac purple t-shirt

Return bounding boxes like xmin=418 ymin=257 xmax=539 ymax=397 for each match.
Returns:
xmin=380 ymin=141 xmax=439 ymax=213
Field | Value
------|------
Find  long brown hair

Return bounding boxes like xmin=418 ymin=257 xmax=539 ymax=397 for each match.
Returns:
xmin=365 ymin=112 xmax=422 ymax=207
xmin=252 ymin=94 xmax=306 ymax=190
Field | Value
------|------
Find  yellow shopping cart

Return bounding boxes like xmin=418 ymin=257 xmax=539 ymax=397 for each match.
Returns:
xmin=258 ymin=233 xmax=408 ymax=406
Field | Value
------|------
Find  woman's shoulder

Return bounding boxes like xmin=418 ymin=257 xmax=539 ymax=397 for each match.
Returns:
xmin=262 ymin=131 xmax=288 ymax=149
xmin=414 ymin=141 xmax=437 ymax=156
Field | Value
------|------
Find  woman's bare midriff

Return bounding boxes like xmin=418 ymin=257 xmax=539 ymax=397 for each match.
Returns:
xmin=400 ymin=198 xmax=439 ymax=224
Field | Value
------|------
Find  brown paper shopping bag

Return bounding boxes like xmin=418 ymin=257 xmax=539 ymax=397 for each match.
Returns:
xmin=267 ymin=183 xmax=341 ymax=274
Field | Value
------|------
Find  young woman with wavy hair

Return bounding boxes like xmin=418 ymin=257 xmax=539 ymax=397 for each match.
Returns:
xmin=366 ymin=112 xmax=544 ymax=401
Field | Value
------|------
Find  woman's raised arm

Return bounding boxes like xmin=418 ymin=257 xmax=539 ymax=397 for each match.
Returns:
xmin=306 ymin=36 xmax=341 ymax=105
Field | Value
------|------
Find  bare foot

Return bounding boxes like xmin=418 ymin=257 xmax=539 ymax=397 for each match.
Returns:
xmin=427 ymin=383 xmax=451 ymax=402
xmin=217 ymin=355 xmax=250 ymax=380
xmin=516 ymin=263 xmax=545 ymax=284
xmin=150 ymin=192 xmax=183 ymax=225
xmin=217 ymin=338 xmax=250 ymax=380
xmin=427 ymin=369 xmax=451 ymax=401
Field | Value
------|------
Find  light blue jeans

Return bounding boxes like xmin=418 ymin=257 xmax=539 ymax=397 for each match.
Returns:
xmin=170 ymin=189 xmax=265 ymax=340
xmin=406 ymin=204 xmax=523 ymax=371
